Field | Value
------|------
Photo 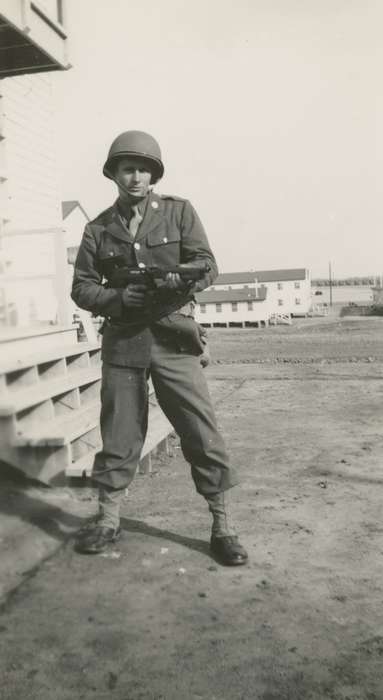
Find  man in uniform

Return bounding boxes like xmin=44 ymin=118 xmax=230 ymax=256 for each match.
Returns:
xmin=72 ymin=130 xmax=248 ymax=566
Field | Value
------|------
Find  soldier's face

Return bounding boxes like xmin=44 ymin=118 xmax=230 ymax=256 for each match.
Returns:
xmin=114 ymin=157 xmax=153 ymax=199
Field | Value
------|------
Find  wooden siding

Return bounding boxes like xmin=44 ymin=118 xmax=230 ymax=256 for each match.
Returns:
xmin=0 ymin=73 xmax=70 ymax=326
xmin=1 ymin=74 xmax=62 ymax=228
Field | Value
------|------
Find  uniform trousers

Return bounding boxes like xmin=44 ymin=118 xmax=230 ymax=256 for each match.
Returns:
xmin=92 ymin=335 xmax=238 ymax=495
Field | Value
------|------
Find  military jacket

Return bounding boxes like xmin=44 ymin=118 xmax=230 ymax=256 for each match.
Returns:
xmin=71 ymin=191 xmax=218 ymax=367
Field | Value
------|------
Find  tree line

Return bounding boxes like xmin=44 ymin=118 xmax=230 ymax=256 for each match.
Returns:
xmin=312 ymin=277 xmax=378 ymax=287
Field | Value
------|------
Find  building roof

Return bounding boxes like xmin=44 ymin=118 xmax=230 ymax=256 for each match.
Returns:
xmin=214 ymin=268 xmax=307 ymax=285
xmin=196 ymin=287 xmax=267 ymax=303
xmin=256 ymin=268 xmax=307 ymax=282
xmin=62 ymin=201 xmax=90 ymax=221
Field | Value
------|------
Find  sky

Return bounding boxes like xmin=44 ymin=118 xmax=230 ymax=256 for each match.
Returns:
xmin=53 ymin=0 xmax=382 ymax=279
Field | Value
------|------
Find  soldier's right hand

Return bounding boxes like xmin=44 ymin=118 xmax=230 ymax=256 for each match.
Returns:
xmin=121 ymin=284 xmax=147 ymax=307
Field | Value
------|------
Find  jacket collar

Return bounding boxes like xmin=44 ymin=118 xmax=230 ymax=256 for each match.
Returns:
xmin=103 ymin=192 xmax=164 ymax=242
xmin=103 ymin=201 xmax=131 ymax=242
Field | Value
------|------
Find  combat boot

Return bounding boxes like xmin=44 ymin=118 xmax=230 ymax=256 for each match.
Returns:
xmin=75 ymin=485 xmax=124 ymax=554
xmin=75 ymin=522 xmax=121 ymax=554
xmin=205 ymin=491 xmax=248 ymax=566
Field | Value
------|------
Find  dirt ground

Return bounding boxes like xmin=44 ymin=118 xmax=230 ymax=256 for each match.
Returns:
xmin=1 ymin=316 xmax=383 ymax=700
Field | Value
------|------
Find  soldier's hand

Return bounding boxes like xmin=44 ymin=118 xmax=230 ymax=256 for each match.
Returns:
xmin=200 ymin=352 xmax=210 ymax=368
xmin=164 ymin=272 xmax=188 ymax=290
xmin=121 ymin=284 xmax=147 ymax=307
xmin=199 ymin=338 xmax=210 ymax=368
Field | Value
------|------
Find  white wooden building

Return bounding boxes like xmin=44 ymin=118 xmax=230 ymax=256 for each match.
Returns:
xmin=195 ymin=286 xmax=270 ymax=328
xmin=0 ymin=2 xmax=173 ymax=484
xmin=0 ymin=73 xmax=67 ymax=327
xmin=208 ymin=268 xmax=311 ymax=317
xmin=0 ymin=0 xmax=71 ymax=329
xmin=372 ymin=286 xmax=383 ymax=306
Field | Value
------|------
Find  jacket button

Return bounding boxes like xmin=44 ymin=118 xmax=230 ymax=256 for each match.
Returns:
xmin=163 ymin=237 xmax=168 ymax=243
xmin=134 ymin=242 xmax=140 ymax=250
xmin=138 ymin=262 xmax=146 ymax=268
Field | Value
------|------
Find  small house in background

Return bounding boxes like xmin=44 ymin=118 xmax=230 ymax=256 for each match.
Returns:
xmin=62 ymin=200 xmax=89 ymax=263
xmin=62 ymin=200 xmax=90 ymax=323
xmin=207 ymin=268 xmax=311 ymax=318
xmin=195 ymin=287 xmax=269 ymax=328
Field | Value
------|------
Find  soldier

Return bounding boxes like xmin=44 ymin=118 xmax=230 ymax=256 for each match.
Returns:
xmin=71 ymin=131 xmax=248 ymax=565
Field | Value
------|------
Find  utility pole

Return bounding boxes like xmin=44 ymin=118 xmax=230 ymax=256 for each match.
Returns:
xmin=329 ymin=261 xmax=333 ymax=307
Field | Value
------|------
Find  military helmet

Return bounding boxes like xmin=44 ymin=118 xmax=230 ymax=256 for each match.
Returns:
xmin=103 ymin=130 xmax=164 ymax=184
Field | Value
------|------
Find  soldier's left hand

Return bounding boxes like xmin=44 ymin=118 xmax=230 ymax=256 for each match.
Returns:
xmin=200 ymin=352 xmax=210 ymax=368
xmin=164 ymin=272 xmax=188 ymax=290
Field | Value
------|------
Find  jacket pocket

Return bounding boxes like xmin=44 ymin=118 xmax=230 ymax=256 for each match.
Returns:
xmin=146 ymin=223 xmax=181 ymax=248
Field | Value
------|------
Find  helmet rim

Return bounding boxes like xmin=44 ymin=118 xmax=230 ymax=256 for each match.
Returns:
xmin=103 ymin=131 xmax=164 ymax=184
xmin=103 ymin=152 xmax=164 ymax=183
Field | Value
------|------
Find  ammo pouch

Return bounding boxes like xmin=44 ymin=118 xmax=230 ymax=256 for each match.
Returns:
xmin=154 ymin=313 xmax=206 ymax=356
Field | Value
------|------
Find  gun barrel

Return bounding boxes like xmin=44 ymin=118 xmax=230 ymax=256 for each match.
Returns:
xmin=108 ymin=263 xmax=210 ymax=287
xmin=152 ymin=264 xmax=210 ymax=279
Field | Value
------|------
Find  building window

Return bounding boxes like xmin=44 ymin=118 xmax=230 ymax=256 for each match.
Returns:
xmin=247 ymin=301 xmax=253 ymax=310
xmin=216 ymin=303 xmax=222 ymax=313
xmin=294 ymin=281 xmax=300 ymax=289
xmin=200 ymin=303 xmax=206 ymax=313
xmin=231 ymin=302 xmax=238 ymax=312
xmin=295 ymin=298 xmax=301 ymax=305
xmin=277 ymin=282 xmax=283 ymax=290
xmin=278 ymin=299 xmax=284 ymax=306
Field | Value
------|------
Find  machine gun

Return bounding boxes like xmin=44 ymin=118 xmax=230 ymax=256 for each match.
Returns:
xmin=101 ymin=256 xmax=211 ymax=290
